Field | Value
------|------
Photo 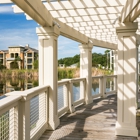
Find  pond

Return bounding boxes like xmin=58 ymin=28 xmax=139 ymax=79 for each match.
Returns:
xmin=0 ymin=77 xmax=114 ymax=109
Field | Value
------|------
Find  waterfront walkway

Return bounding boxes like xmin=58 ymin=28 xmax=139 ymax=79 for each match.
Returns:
xmin=40 ymin=94 xmax=139 ymax=140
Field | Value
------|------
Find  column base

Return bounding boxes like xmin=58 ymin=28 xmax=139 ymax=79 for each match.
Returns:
xmin=101 ymin=93 xmax=107 ymax=98
xmin=116 ymin=123 xmax=138 ymax=137
xmin=67 ymin=106 xmax=75 ymax=113
xmin=85 ymin=98 xmax=93 ymax=104
xmin=48 ymin=117 xmax=60 ymax=130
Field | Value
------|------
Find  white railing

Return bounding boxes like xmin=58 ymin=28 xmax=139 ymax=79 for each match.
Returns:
xmin=0 ymin=75 xmax=117 ymax=140
xmin=92 ymin=75 xmax=117 ymax=99
xmin=57 ymin=75 xmax=117 ymax=117
xmin=58 ymin=78 xmax=86 ymax=117
xmin=0 ymin=95 xmax=22 ymax=140
xmin=0 ymin=85 xmax=49 ymax=140
xmin=105 ymin=75 xmax=117 ymax=95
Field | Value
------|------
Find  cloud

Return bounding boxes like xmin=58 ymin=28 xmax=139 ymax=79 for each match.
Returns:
xmin=0 ymin=28 xmax=38 ymax=50
xmin=58 ymin=46 xmax=65 ymax=50
xmin=0 ymin=5 xmax=13 ymax=14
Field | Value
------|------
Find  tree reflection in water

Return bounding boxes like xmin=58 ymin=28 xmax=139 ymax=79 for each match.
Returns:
xmin=0 ymin=77 xmax=38 ymax=95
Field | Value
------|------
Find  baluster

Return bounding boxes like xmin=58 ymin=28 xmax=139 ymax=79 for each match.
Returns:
xmin=99 ymin=76 xmax=104 ymax=96
xmin=18 ymin=98 xmax=30 ymax=140
xmin=68 ymin=81 xmax=75 ymax=113
xmin=63 ymin=84 xmax=68 ymax=108
xmin=102 ymin=76 xmax=107 ymax=98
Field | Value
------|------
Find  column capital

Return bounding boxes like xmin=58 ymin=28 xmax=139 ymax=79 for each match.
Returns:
xmin=79 ymin=43 xmax=93 ymax=50
xmin=36 ymin=25 xmax=60 ymax=39
xmin=116 ymin=22 xmax=138 ymax=34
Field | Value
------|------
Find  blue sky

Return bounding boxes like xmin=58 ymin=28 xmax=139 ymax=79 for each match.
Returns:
xmin=0 ymin=4 xmax=107 ymax=59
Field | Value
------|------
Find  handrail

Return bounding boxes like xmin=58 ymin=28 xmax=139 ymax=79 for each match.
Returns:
xmin=92 ymin=75 xmax=103 ymax=78
xmin=0 ymin=95 xmax=22 ymax=116
xmin=92 ymin=75 xmax=117 ymax=98
xmin=106 ymin=75 xmax=117 ymax=78
xmin=58 ymin=80 xmax=69 ymax=86
xmin=57 ymin=77 xmax=86 ymax=117
xmin=71 ymin=77 xmax=86 ymax=83
xmin=6 ymin=85 xmax=49 ymax=100
xmin=1 ymin=85 xmax=49 ymax=140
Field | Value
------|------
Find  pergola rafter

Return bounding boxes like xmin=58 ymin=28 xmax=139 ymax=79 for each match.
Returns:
xmin=121 ymin=0 xmax=140 ymax=22
xmin=1 ymin=0 xmax=140 ymax=48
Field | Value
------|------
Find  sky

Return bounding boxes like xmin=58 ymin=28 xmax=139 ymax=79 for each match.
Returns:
xmin=0 ymin=4 xmax=107 ymax=59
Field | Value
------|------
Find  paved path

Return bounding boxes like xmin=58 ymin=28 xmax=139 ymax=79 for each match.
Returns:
xmin=40 ymin=94 xmax=138 ymax=140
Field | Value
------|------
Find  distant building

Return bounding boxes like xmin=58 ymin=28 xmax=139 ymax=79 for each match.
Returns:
xmin=0 ymin=44 xmax=38 ymax=69
xmin=59 ymin=64 xmax=65 ymax=68
xmin=67 ymin=63 xmax=78 ymax=68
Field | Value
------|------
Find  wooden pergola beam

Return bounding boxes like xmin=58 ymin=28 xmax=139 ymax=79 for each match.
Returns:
xmin=10 ymin=0 xmax=50 ymax=26
xmin=121 ymin=0 xmax=140 ymax=22
xmin=24 ymin=0 xmax=53 ymax=26
xmin=0 ymin=0 xmax=12 ymax=3
xmin=89 ymin=38 xmax=117 ymax=50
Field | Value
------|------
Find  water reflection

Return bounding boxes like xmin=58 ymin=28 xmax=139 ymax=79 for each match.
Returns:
xmin=0 ymin=77 xmax=114 ymax=97
xmin=0 ymin=77 xmax=38 ymax=96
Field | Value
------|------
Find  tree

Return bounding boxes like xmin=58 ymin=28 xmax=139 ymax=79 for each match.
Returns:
xmin=58 ymin=51 xmax=109 ymax=68
xmin=10 ymin=61 xmax=19 ymax=69
xmin=33 ymin=60 xmax=38 ymax=69
xmin=0 ymin=62 xmax=6 ymax=71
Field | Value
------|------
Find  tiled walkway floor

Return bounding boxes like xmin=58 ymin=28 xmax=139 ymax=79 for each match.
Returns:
xmin=40 ymin=94 xmax=138 ymax=140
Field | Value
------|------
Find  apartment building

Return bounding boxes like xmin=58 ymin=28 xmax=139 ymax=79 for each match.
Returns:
xmin=0 ymin=44 xmax=38 ymax=69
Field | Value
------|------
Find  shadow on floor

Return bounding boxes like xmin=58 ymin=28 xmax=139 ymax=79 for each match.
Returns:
xmin=40 ymin=94 xmax=138 ymax=140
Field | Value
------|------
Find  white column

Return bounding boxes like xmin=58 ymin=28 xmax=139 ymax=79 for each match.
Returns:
xmin=36 ymin=26 xmax=60 ymax=130
xmin=79 ymin=43 xmax=93 ymax=104
xmin=114 ymin=50 xmax=118 ymax=75
xmin=116 ymin=22 xmax=138 ymax=137
xmin=110 ymin=50 xmax=113 ymax=70
xmin=113 ymin=50 xmax=118 ymax=92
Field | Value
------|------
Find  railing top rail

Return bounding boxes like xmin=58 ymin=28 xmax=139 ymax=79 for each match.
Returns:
xmin=58 ymin=78 xmax=86 ymax=85
xmin=58 ymin=79 xmax=70 ymax=85
xmin=71 ymin=77 xmax=86 ymax=83
xmin=0 ymin=95 xmax=22 ymax=115
xmin=92 ymin=75 xmax=103 ymax=78
xmin=106 ymin=75 xmax=117 ymax=78
xmin=6 ymin=85 xmax=49 ymax=100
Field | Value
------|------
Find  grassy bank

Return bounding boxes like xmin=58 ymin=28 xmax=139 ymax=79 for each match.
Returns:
xmin=0 ymin=68 xmax=112 ymax=79
xmin=0 ymin=69 xmax=38 ymax=78
xmin=58 ymin=67 xmax=112 ymax=79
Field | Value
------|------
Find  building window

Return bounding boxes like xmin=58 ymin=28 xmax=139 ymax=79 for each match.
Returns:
xmin=0 ymin=54 xmax=3 ymax=57
xmin=15 ymin=53 xmax=19 ymax=58
xmin=27 ymin=59 xmax=32 ymax=63
xmin=27 ymin=53 xmax=32 ymax=57
xmin=27 ymin=65 xmax=32 ymax=69
xmin=0 ymin=59 xmax=3 ymax=64
xmin=11 ymin=53 xmax=14 ymax=58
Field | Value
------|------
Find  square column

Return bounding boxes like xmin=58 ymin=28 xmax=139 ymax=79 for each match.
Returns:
xmin=114 ymin=50 xmax=118 ymax=75
xmin=79 ymin=43 xmax=93 ymax=104
xmin=36 ymin=26 xmax=60 ymax=130
xmin=116 ymin=22 xmax=138 ymax=137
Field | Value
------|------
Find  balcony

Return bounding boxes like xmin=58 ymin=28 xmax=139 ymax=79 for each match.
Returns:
xmin=1 ymin=75 xmax=138 ymax=140
xmin=0 ymin=54 xmax=3 ymax=58
xmin=27 ymin=53 xmax=32 ymax=57
xmin=27 ymin=59 xmax=32 ymax=64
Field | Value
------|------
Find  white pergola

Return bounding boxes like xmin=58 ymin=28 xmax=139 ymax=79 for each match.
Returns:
xmin=1 ymin=0 xmax=140 ymax=138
